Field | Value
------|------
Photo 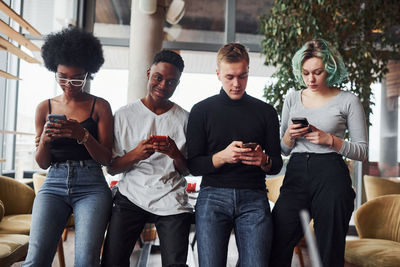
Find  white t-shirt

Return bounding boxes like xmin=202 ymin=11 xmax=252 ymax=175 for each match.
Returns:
xmin=113 ymin=100 xmax=192 ymax=215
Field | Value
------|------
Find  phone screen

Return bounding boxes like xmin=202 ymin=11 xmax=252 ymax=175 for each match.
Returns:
xmin=48 ymin=114 xmax=67 ymax=122
xmin=242 ymin=142 xmax=257 ymax=150
xmin=149 ymin=135 xmax=168 ymax=143
xmin=291 ymin=117 xmax=309 ymax=128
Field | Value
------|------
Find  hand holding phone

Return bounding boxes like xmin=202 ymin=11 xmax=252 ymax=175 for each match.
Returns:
xmin=48 ymin=114 xmax=67 ymax=122
xmin=291 ymin=117 xmax=309 ymax=128
xmin=149 ymin=135 xmax=169 ymax=144
xmin=242 ymin=142 xmax=258 ymax=150
xmin=44 ymin=114 xmax=67 ymax=140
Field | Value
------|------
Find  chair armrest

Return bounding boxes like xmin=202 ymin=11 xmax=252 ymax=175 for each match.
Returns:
xmin=0 ymin=176 xmax=35 ymax=215
xmin=355 ymin=195 xmax=400 ymax=242
xmin=0 ymin=200 xmax=4 ymax=221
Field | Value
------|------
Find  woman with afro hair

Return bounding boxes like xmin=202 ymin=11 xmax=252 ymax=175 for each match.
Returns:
xmin=23 ymin=27 xmax=113 ymax=267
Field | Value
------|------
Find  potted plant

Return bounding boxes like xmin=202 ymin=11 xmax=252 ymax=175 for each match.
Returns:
xmin=259 ymin=0 xmax=400 ymax=126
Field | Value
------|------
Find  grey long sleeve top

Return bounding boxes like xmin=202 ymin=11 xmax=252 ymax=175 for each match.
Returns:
xmin=280 ymin=90 xmax=368 ymax=161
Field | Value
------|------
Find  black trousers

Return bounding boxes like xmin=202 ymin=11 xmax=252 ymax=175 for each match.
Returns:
xmin=101 ymin=190 xmax=192 ymax=267
xmin=269 ymin=153 xmax=355 ymax=267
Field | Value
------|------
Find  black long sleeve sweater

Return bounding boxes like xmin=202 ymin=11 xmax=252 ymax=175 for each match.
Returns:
xmin=187 ymin=89 xmax=283 ymax=190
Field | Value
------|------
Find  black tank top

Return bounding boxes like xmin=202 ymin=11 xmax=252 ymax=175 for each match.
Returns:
xmin=49 ymin=97 xmax=99 ymax=162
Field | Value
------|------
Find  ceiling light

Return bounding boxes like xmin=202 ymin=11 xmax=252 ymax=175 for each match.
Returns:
xmin=166 ymin=0 xmax=185 ymax=25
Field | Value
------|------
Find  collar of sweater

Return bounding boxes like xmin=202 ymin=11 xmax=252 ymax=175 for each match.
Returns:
xmin=218 ymin=88 xmax=249 ymax=105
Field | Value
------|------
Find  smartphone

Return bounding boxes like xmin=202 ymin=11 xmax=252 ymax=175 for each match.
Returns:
xmin=149 ymin=135 xmax=168 ymax=143
xmin=242 ymin=142 xmax=258 ymax=150
xmin=291 ymin=117 xmax=309 ymax=128
xmin=48 ymin=114 xmax=67 ymax=122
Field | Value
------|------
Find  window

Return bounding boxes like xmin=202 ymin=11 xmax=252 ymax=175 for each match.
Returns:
xmin=368 ymin=78 xmax=400 ymax=177
xmin=90 ymin=69 xmax=129 ymax=113
xmin=171 ymin=73 xmax=272 ymax=112
xmin=22 ymin=0 xmax=77 ymax=35
xmin=14 ymin=61 xmax=58 ymax=177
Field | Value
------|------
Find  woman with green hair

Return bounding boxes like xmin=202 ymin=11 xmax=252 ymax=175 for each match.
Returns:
xmin=270 ymin=39 xmax=368 ymax=267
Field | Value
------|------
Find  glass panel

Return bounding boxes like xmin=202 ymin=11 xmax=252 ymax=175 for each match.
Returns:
xmin=22 ymin=0 xmax=77 ymax=35
xmin=367 ymin=62 xmax=400 ymax=178
xmin=15 ymin=60 xmax=58 ymax=177
xmin=0 ymin=1 xmax=16 ymax=176
xmin=94 ymin=0 xmax=226 ymax=44
xmin=1 ymin=74 xmax=18 ymax=176
xmin=170 ymin=51 xmax=273 ymax=112
xmin=363 ymin=61 xmax=400 ymax=206
xmin=94 ymin=0 xmax=131 ymax=38
xmin=0 ymin=12 xmax=8 ymax=175
xmin=370 ymin=62 xmax=400 ymax=177
xmin=369 ymin=84 xmax=381 ymax=163
xmin=235 ymin=0 xmax=273 ymax=44
xmin=90 ymin=69 xmax=129 ymax=113
xmin=172 ymin=0 xmax=225 ymax=43
xmin=95 ymin=0 xmax=131 ymax=25
xmin=171 ymin=72 xmax=272 ymax=112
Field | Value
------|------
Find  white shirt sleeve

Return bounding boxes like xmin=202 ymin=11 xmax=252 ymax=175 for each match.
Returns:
xmin=112 ymin=111 xmax=124 ymax=158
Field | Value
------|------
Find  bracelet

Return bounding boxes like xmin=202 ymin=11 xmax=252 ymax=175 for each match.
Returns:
xmin=328 ymin=134 xmax=334 ymax=149
xmin=266 ymin=155 xmax=271 ymax=165
xmin=77 ymin=128 xmax=89 ymax=144
xmin=261 ymin=154 xmax=271 ymax=170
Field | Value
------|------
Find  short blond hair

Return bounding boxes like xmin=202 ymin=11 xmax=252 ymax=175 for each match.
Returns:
xmin=217 ymin=43 xmax=249 ymax=68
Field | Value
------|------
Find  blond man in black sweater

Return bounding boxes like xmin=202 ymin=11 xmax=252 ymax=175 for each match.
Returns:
xmin=187 ymin=43 xmax=282 ymax=267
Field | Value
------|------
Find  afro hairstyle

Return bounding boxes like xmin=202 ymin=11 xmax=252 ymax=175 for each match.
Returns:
xmin=41 ymin=27 xmax=104 ymax=73
xmin=152 ymin=50 xmax=184 ymax=73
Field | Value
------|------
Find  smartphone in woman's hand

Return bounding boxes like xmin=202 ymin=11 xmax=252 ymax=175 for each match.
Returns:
xmin=291 ymin=117 xmax=309 ymax=128
xmin=48 ymin=114 xmax=67 ymax=122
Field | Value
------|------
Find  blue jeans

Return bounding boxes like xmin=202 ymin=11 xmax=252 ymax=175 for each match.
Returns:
xmin=23 ymin=160 xmax=112 ymax=267
xmin=195 ymin=186 xmax=273 ymax=267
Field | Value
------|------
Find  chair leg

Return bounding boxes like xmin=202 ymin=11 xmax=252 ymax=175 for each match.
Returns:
xmin=57 ymin=238 xmax=66 ymax=267
xmin=294 ymin=245 xmax=305 ymax=267
xmin=100 ymin=234 xmax=106 ymax=257
xmin=62 ymin=228 xmax=69 ymax=242
xmin=190 ymin=233 xmax=196 ymax=250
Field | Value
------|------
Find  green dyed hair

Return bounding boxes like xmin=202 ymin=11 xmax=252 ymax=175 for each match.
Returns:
xmin=292 ymin=39 xmax=348 ymax=87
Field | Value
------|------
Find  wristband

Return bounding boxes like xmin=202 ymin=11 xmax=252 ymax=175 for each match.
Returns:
xmin=328 ymin=134 xmax=334 ymax=149
xmin=77 ymin=128 xmax=89 ymax=144
xmin=261 ymin=154 xmax=271 ymax=170
xmin=266 ymin=155 xmax=271 ymax=165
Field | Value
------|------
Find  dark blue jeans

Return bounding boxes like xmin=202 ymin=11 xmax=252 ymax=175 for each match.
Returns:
xmin=23 ymin=160 xmax=112 ymax=267
xmin=195 ymin=186 xmax=273 ymax=267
